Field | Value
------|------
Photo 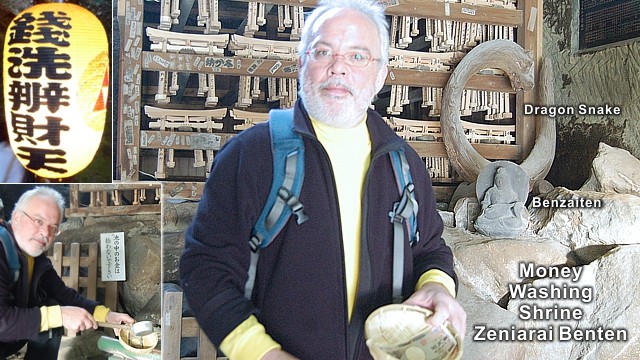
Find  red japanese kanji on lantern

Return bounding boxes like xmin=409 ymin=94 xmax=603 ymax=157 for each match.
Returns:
xmin=3 ymin=3 xmax=108 ymax=178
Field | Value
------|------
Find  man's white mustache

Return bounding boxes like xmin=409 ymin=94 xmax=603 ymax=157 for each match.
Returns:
xmin=34 ymin=236 xmax=48 ymax=247
xmin=320 ymin=80 xmax=354 ymax=95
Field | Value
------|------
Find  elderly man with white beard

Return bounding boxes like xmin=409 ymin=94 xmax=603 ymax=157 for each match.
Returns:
xmin=180 ymin=1 xmax=466 ymax=359
xmin=0 ymin=187 xmax=134 ymax=359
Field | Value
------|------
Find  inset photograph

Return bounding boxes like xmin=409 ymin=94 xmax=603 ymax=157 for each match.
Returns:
xmin=0 ymin=183 xmax=161 ymax=359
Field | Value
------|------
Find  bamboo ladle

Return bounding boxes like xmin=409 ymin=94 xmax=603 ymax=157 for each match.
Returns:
xmin=97 ymin=321 xmax=154 ymax=336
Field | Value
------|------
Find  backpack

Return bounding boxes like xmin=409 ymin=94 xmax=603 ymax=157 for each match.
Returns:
xmin=0 ymin=225 xmax=20 ymax=285
xmin=245 ymin=109 xmax=419 ymax=304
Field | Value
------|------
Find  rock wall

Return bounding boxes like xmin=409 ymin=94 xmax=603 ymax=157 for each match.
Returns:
xmin=162 ymin=202 xmax=199 ymax=284
xmin=58 ymin=214 xmax=162 ymax=324
xmin=542 ymin=0 xmax=640 ymax=189
xmin=450 ymin=144 xmax=640 ymax=359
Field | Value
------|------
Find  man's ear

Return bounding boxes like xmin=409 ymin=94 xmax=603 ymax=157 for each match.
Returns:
xmin=375 ymin=64 xmax=388 ymax=92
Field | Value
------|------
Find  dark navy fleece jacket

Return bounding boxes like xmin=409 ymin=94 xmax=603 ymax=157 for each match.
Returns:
xmin=180 ymin=100 xmax=457 ymax=359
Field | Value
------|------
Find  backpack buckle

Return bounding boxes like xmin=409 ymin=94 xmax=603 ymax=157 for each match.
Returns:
xmin=388 ymin=202 xmax=405 ymax=224
xmin=411 ymin=231 xmax=420 ymax=246
xmin=278 ymin=187 xmax=309 ymax=225
xmin=249 ymin=234 xmax=262 ymax=252
xmin=389 ymin=183 xmax=415 ymax=224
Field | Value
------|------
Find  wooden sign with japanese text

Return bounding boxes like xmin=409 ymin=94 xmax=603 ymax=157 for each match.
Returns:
xmin=100 ymin=232 xmax=126 ymax=282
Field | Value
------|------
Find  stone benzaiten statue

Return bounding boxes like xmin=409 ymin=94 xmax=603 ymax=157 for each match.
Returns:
xmin=474 ymin=162 xmax=529 ymax=238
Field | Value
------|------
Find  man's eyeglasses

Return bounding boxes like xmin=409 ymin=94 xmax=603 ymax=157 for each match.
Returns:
xmin=305 ymin=49 xmax=379 ymax=67
xmin=19 ymin=210 xmax=61 ymax=237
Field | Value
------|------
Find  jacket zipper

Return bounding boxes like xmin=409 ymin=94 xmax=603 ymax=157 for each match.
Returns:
xmin=350 ymin=147 xmax=401 ymax=359
xmin=303 ymin=134 xmax=351 ymax=359
xmin=301 ymin=130 xmax=404 ymax=359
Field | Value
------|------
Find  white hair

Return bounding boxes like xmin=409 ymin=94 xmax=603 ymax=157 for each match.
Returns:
xmin=11 ymin=186 xmax=65 ymax=223
xmin=298 ymin=0 xmax=390 ymax=67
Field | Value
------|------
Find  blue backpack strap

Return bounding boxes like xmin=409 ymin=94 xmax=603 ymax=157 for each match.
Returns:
xmin=0 ymin=226 xmax=20 ymax=285
xmin=245 ymin=108 xmax=309 ymax=299
xmin=388 ymin=148 xmax=419 ymax=303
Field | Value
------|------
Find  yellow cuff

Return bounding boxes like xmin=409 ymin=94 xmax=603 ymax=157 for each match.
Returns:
xmin=40 ymin=305 xmax=62 ymax=332
xmin=93 ymin=305 xmax=111 ymax=322
xmin=416 ymin=269 xmax=456 ymax=297
xmin=220 ymin=315 xmax=281 ymax=360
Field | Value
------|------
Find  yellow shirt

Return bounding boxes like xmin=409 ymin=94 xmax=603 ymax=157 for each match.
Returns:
xmin=311 ymin=115 xmax=371 ymax=320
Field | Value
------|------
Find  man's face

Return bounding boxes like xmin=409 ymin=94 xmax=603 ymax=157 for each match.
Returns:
xmin=13 ymin=196 xmax=61 ymax=257
xmin=300 ymin=9 xmax=388 ymax=128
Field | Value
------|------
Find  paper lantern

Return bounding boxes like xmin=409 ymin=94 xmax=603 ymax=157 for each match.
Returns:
xmin=3 ymin=3 xmax=108 ymax=179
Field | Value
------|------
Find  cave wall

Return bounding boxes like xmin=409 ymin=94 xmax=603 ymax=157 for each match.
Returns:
xmin=542 ymin=0 xmax=640 ymax=189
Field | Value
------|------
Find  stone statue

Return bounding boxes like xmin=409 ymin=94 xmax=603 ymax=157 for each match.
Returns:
xmin=475 ymin=162 xmax=529 ymax=238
